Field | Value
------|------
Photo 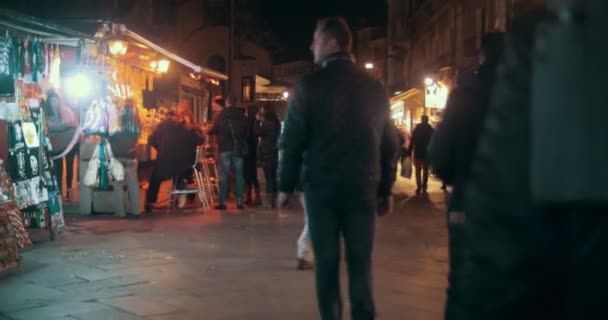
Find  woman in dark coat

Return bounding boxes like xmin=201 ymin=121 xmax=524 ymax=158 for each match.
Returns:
xmin=145 ymin=110 xmax=205 ymax=213
xmin=254 ymin=105 xmax=281 ymax=208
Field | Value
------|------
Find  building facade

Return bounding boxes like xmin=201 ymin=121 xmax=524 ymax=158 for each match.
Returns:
xmin=272 ymin=60 xmax=315 ymax=86
xmin=354 ymin=27 xmax=388 ymax=83
xmin=387 ymin=0 xmax=516 ymax=131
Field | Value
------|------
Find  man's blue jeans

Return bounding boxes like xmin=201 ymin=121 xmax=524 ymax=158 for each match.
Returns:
xmin=219 ymin=151 xmax=244 ymax=206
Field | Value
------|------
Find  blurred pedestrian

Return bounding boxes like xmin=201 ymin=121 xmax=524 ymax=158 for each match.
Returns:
xmin=254 ymin=105 xmax=281 ymax=208
xmin=450 ymin=1 xmax=599 ymax=319
xmin=209 ymin=95 xmax=249 ymax=210
xmin=429 ymin=32 xmax=505 ymax=319
xmin=244 ymin=104 xmax=262 ymax=206
xmin=408 ymin=115 xmax=434 ymax=193
xmin=277 ymin=17 xmax=399 ymax=320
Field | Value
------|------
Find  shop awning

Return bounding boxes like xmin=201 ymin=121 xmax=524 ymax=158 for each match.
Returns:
xmin=391 ymin=88 xmax=423 ymax=105
xmin=0 ymin=8 xmax=95 ymax=47
xmin=100 ymin=24 xmax=227 ymax=80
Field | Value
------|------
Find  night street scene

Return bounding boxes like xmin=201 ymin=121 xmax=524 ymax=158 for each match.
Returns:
xmin=0 ymin=0 xmax=606 ymax=319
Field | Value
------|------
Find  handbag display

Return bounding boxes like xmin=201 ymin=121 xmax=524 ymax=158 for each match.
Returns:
xmin=104 ymin=140 xmax=124 ymax=182
xmin=83 ymin=138 xmax=125 ymax=188
xmin=83 ymin=143 xmax=101 ymax=188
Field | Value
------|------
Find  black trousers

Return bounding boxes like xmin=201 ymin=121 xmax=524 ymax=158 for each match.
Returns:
xmin=445 ymin=221 xmax=465 ymax=319
xmin=262 ymin=163 xmax=277 ymax=194
xmin=146 ymin=168 xmax=192 ymax=205
xmin=244 ymin=154 xmax=259 ymax=190
xmin=305 ymin=185 xmax=377 ymax=320
xmin=414 ymin=158 xmax=430 ymax=189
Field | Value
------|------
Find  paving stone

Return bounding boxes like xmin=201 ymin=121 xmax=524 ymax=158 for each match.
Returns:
xmin=69 ymin=307 xmax=143 ymax=320
xmin=8 ymin=301 xmax=107 ymax=320
xmin=99 ymin=296 xmax=181 ymax=317
xmin=0 ymin=177 xmax=448 ymax=319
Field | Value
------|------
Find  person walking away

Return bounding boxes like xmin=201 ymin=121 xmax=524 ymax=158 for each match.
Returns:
xmin=254 ymin=105 xmax=281 ymax=208
xmin=428 ymin=32 xmax=505 ymax=320
xmin=145 ymin=110 xmax=205 ymax=213
xmin=44 ymin=90 xmax=78 ymax=199
xmin=244 ymin=104 xmax=262 ymax=206
xmin=209 ymin=95 xmax=249 ymax=210
xmin=408 ymin=115 xmax=434 ymax=194
xmin=277 ymin=17 xmax=399 ymax=320
xmin=107 ymin=101 xmax=142 ymax=218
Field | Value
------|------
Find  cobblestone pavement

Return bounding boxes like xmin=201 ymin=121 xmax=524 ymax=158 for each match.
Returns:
xmin=0 ymin=177 xmax=449 ymax=320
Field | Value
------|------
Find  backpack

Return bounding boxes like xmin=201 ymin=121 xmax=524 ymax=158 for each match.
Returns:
xmin=531 ymin=0 xmax=608 ymax=203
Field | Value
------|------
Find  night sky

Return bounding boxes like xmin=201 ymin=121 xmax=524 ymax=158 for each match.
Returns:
xmin=1 ymin=0 xmax=387 ymax=63
xmin=256 ymin=0 xmax=387 ymax=62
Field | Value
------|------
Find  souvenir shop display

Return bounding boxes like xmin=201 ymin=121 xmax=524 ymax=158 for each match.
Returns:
xmin=0 ymin=159 xmax=31 ymax=272
xmin=0 ymin=29 xmax=69 ymax=240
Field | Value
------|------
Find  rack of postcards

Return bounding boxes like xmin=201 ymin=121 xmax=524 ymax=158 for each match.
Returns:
xmin=4 ymin=81 xmax=66 ymax=239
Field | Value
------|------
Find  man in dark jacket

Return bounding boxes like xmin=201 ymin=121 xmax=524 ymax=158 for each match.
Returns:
xmin=244 ymin=104 xmax=261 ymax=206
xmin=408 ymin=115 xmax=434 ymax=193
xmin=428 ymin=32 xmax=504 ymax=319
xmin=254 ymin=106 xmax=281 ymax=208
xmin=209 ymin=96 xmax=249 ymax=210
xmin=145 ymin=111 xmax=205 ymax=213
xmin=277 ymin=17 xmax=399 ymax=320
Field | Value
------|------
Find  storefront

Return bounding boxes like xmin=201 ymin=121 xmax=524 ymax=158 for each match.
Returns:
xmin=390 ymin=72 xmax=452 ymax=132
xmin=75 ymin=23 xmax=227 ymax=215
xmin=390 ymin=88 xmax=424 ymax=134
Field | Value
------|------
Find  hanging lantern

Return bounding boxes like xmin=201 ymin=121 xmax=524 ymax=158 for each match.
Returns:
xmin=150 ymin=59 xmax=170 ymax=74
xmin=108 ymin=38 xmax=128 ymax=56
xmin=156 ymin=59 xmax=170 ymax=73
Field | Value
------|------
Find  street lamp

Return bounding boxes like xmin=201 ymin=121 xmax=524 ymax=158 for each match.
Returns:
xmin=282 ymin=91 xmax=289 ymax=100
xmin=365 ymin=62 xmax=374 ymax=70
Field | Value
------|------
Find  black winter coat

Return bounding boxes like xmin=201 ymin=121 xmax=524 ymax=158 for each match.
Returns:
xmin=209 ymin=107 xmax=249 ymax=154
xmin=149 ymin=118 xmax=205 ymax=179
xmin=429 ymin=64 xmax=497 ymax=212
xmin=278 ymin=52 xmax=399 ymax=197
xmin=409 ymin=123 xmax=434 ymax=160
xmin=254 ymin=118 xmax=280 ymax=167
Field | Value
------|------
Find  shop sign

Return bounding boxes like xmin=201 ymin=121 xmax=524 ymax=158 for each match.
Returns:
xmin=425 ymin=83 xmax=449 ymax=109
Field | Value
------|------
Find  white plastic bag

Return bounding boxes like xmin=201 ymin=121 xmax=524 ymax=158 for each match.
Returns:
xmin=400 ymin=157 xmax=413 ymax=179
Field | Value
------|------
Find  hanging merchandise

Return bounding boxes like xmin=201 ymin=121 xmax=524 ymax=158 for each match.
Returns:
xmin=105 ymin=141 xmax=124 ymax=182
xmin=84 ymin=142 xmax=101 ymax=187
xmin=119 ymin=102 xmax=140 ymax=137
xmin=0 ymin=31 xmax=14 ymax=96
xmin=49 ymin=45 xmax=61 ymax=89
xmin=0 ymin=158 xmax=31 ymax=270
xmin=97 ymin=138 xmax=107 ymax=189
xmin=107 ymin=98 xmax=120 ymax=135
xmin=21 ymin=122 xmax=40 ymax=148
xmin=82 ymin=97 xmax=112 ymax=134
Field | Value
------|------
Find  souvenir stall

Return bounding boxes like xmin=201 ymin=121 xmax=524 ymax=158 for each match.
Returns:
xmin=0 ymin=9 xmax=95 ymax=266
xmin=76 ymin=23 xmax=227 ymax=215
